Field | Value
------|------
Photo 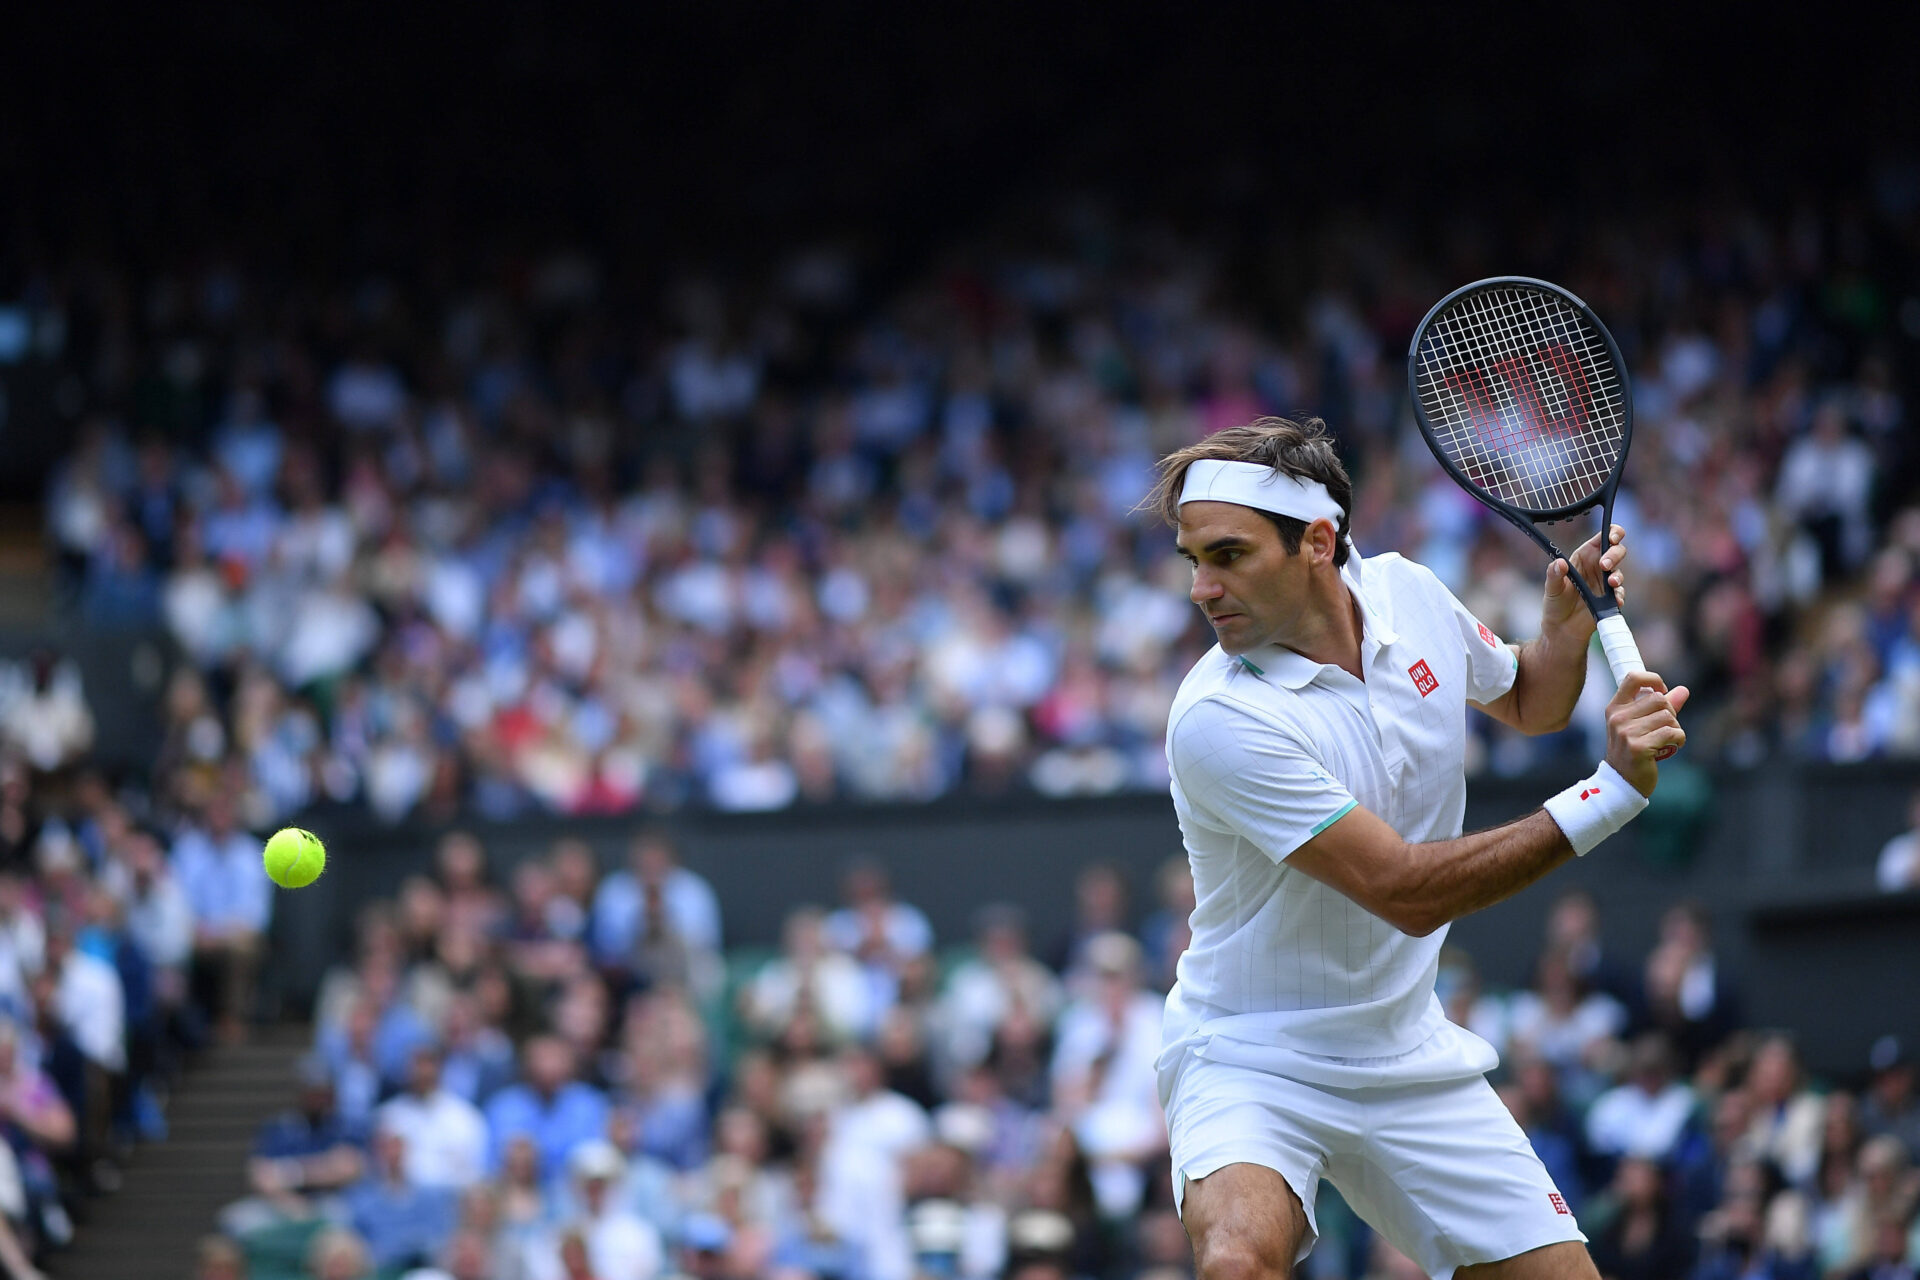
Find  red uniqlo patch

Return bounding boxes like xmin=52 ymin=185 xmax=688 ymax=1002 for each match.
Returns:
xmin=1549 ymin=1193 xmax=1571 ymax=1216
xmin=1409 ymin=659 xmax=1438 ymax=697
xmin=1478 ymin=621 xmax=1499 ymax=647
xmin=1580 ymin=785 xmax=1601 ymax=800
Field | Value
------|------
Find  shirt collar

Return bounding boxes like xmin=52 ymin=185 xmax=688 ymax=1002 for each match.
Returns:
xmin=1234 ymin=544 xmax=1397 ymax=687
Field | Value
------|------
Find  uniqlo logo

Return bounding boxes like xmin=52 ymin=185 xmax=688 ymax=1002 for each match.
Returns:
xmin=1548 ymin=1193 xmax=1571 ymax=1216
xmin=1409 ymin=659 xmax=1438 ymax=697
xmin=1478 ymin=622 xmax=1499 ymax=647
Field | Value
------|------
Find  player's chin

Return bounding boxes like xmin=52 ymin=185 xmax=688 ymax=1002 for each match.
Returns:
xmin=1209 ymin=615 xmax=1248 ymax=650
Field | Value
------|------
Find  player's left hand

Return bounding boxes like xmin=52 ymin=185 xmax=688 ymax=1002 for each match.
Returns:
xmin=1542 ymin=524 xmax=1625 ymax=639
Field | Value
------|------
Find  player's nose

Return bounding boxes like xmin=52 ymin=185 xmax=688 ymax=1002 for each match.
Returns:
xmin=1190 ymin=569 xmax=1224 ymax=603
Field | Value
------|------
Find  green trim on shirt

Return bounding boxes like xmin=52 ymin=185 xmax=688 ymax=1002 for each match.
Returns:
xmin=1311 ymin=799 xmax=1358 ymax=835
xmin=1239 ymin=655 xmax=1265 ymax=676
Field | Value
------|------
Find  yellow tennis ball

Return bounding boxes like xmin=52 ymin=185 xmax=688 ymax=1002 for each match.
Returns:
xmin=263 ymin=827 xmax=327 ymax=889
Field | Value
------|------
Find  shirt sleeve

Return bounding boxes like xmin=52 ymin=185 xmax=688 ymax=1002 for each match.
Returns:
xmin=1427 ymin=571 xmax=1521 ymax=705
xmin=1168 ymin=697 xmax=1358 ymax=863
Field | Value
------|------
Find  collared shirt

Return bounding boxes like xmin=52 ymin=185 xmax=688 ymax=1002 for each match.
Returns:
xmin=589 ymin=867 xmax=722 ymax=963
xmin=1160 ymin=549 xmax=1519 ymax=1081
xmin=485 ymin=1082 xmax=611 ymax=1181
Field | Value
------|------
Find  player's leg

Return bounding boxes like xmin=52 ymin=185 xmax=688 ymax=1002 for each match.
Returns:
xmin=1162 ymin=1053 xmax=1336 ymax=1280
xmin=1456 ymin=1240 xmax=1597 ymax=1279
xmin=1181 ymin=1162 xmax=1310 ymax=1280
xmin=1331 ymin=1075 xmax=1589 ymax=1278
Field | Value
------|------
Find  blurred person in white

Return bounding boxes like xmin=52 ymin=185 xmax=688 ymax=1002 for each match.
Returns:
xmin=378 ymin=1044 xmax=489 ymax=1192
xmin=171 ymin=789 xmax=271 ymax=1040
xmin=1584 ymin=1032 xmax=1698 ymax=1166
xmin=1775 ymin=401 xmax=1877 ymax=584
xmin=740 ymin=908 xmax=875 ymax=1045
xmin=0 ymin=653 xmax=94 ymax=774
xmin=1049 ymin=931 xmax=1165 ymax=1219
xmin=38 ymin=907 xmax=124 ymax=1185
xmin=1862 ymin=1037 xmax=1920 ymax=1161
xmin=616 ymin=988 xmax=711 ymax=1173
xmin=598 ymin=1103 xmax=690 ymax=1243
xmin=591 ymin=831 xmax=722 ymax=997
xmin=107 ymin=828 xmax=194 ymax=1026
xmin=520 ymin=1140 xmax=663 ymax=1280
xmin=1741 ymin=1036 xmax=1829 ymax=1190
xmin=1875 ymin=791 xmax=1920 ymax=892
xmin=938 ymin=905 xmax=1062 ymax=1079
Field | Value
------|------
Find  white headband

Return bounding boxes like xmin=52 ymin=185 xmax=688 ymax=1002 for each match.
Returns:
xmin=1178 ymin=459 xmax=1345 ymax=526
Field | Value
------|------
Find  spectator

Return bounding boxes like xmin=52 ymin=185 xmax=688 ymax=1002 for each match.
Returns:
xmin=1817 ymin=1135 xmax=1919 ymax=1276
xmin=440 ymin=991 xmax=516 ymax=1106
xmin=1505 ymin=949 xmax=1627 ymax=1079
xmin=340 ymin=1125 xmax=460 ymax=1271
xmin=1638 ymin=903 xmax=1741 ymax=1070
xmin=529 ymin=1140 xmax=664 ymax=1280
xmin=1862 ymin=1037 xmax=1920 ymax=1159
xmin=227 ymin=1057 xmax=364 ymax=1236
xmin=1875 ymin=792 xmax=1920 ymax=891
xmin=822 ymin=861 xmax=933 ymax=985
xmin=306 ymin=1224 xmax=376 ymax=1280
xmin=1587 ymin=1156 xmax=1697 ymax=1280
xmin=486 ymin=1036 xmax=611 ymax=1182
xmin=1137 ymin=858 xmax=1195 ymax=994
xmin=1586 ymin=1032 xmax=1699 ymax=1165
xmin=740 ymin=908 xmax=874 ymax=1045
xmin=194 ymin=1234 xmax=246 ymax=1280
xmin=1049 ymin=864 xmax=1130 ymax=981
xmin=0 ymin=653 xmax=95 ymax=775
xmin=378 ymin=1044 xmax=490 ymax=1191
xmin=1743 ymin=1036 xmax=1829 ymax=1189
xmin=591 ymin=832 xmax=722 ymax=996
xmin=939 ymin=905 xmax=1063 ymax=1077
xmin=1048 ymin=931 xmax=1164 ymax=1219
xmin=171 ymin=792 xmax=271 ymax=1041
xmin=39 ymin=907 xmax=124 ymax=1188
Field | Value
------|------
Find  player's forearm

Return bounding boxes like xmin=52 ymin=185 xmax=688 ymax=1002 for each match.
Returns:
xmin=1506 ymin=628 xmax=1589 ymax=734
xmin=1385 ymin=811 xmax=1575 ymax=936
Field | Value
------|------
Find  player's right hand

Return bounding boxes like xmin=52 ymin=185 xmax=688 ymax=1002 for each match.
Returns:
xmin=1603 ymin=672 xmax=1689 ymax=797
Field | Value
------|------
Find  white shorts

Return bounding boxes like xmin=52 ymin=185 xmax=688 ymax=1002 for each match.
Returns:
xmin=1164 ymin=1050 xmax=1586 ymax=1280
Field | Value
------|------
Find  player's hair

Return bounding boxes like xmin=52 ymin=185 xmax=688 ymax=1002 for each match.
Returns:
xmin=1145 ymin=416 xmax=1354 ymax=566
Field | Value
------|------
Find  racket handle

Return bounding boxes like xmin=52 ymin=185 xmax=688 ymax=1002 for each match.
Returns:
xmin=1594 ymin=612 xmax=1645 ymax=684
xmin=1595 ymin=612 xmax=1678 ymax=760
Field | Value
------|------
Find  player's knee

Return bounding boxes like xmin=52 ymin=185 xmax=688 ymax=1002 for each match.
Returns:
xmin=1193 ymin=1235 xmax=1292 ymax=1280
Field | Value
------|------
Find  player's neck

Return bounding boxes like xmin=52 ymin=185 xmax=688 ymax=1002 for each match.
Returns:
xmin=1275 ymin=569 xmax=1365 ymax=682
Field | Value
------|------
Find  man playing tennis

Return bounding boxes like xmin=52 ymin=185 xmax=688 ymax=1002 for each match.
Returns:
xmin=1149 ymin=417 xmax=1687 ymax=1280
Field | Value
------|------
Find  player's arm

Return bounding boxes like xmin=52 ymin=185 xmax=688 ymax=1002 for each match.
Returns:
xmin=1472 ymin=526 xmax=1627 ymax=735
xmin=1292 ymin=671 xmax=1687 ymax=937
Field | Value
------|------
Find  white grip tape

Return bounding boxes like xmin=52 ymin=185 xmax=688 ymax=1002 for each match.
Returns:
xmin=1595 ymin=613 xmax=1645 ymax=685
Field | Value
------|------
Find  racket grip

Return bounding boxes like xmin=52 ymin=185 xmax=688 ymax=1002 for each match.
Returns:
xmin=1594 ymin=612 xmax=1645 ymax=684
xmin=1596 ymin=612 xmax=1678 ymax=759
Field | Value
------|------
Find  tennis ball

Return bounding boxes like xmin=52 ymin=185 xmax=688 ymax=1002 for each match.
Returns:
xmin=263 ymin=827 xmax=327 ymax=889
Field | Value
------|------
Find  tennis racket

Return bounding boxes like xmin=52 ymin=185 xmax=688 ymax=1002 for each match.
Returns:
xmin=1407 ymin=276 xmax=1674 ymax=754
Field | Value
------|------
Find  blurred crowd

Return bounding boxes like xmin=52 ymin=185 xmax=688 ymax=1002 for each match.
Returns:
xmin=29 ymin=180 xmax=1920 ymax=824
xmin=179 ymin=832 xmax=1920 ymax=1280
xmin=0 ymin=744 xmax=279 ymax=1279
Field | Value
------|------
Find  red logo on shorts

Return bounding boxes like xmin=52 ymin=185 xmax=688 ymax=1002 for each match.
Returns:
xmin=1409 ymin=659 xmax=1438 ymax=697
xmin=1477 ymin=622 xmax=1499 ymax=647
xmin=1548 ymin=1193 xmax=1571 ymax=1216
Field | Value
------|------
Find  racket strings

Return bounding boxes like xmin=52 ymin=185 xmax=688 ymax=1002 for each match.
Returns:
xmin=1414 ymin=286 xmax=1627 ymax=513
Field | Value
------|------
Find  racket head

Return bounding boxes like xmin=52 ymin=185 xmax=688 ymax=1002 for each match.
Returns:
xmin=1407 ymin=276 xmax=1634 ymax=527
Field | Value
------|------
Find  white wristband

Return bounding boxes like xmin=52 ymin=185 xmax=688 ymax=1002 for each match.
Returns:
xmin=1542 ymin=761 xmax=1648 ymax=856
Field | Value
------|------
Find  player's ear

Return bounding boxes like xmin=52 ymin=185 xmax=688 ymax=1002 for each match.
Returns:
xmin=1305 ymin=517 xmax=1340 ymax=565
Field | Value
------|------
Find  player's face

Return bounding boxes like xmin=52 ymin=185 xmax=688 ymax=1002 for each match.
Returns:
xmin=1176 ymin=502 xmax=1306 ymax=655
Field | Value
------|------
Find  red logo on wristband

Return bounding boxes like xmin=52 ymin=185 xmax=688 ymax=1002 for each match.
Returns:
xmin=1409 ymin=659 xmax=1438 ymax=696
xmin=1580 ymin=786 xmax=1601 ymax=799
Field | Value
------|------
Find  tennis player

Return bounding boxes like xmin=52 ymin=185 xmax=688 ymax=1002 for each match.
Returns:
xmin=1148 ymin=418 xmax=1687 ymax=1280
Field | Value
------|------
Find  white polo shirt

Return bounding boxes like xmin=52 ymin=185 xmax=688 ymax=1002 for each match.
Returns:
xmin=1159 ymin=548 xmax=1519 ymax=1089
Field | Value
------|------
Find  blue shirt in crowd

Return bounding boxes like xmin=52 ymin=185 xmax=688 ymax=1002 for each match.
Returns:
xmin=483 ymin=1081 xmax=609 ymax=1180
